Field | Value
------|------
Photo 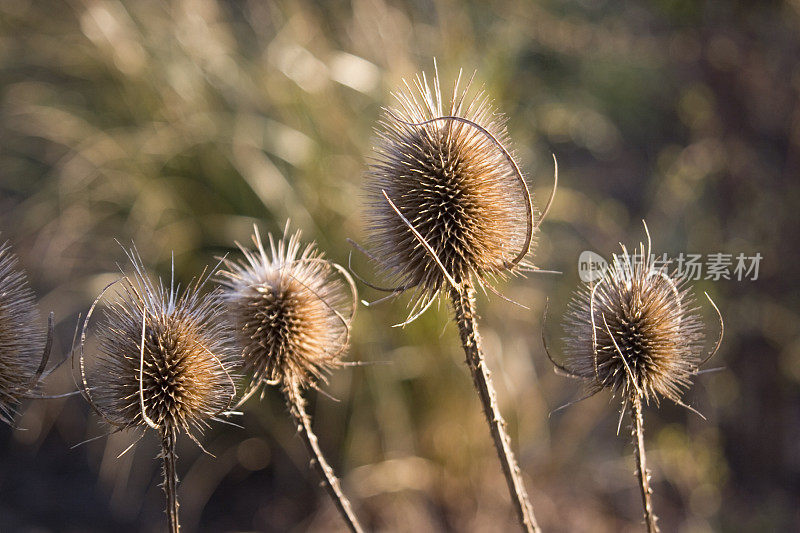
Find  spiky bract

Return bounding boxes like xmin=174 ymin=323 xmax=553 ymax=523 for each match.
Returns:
xmin=89 ymin=252 xmax=236 ymax=435
xmin=0 ymin=240 xmax=44 ymax=423
xmin=219 ymin=226 xmax=354 ymax=392
xmin=562 ymin=244 xmax=705 ymax=404
xmin=364 ymin=70 xmax=531 ymax=303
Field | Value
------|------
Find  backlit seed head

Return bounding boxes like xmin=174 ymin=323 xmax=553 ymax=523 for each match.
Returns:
xmin=218 ymin=225 xmax=356 ymax=392
xmin=87 ymin=250 xmax=236 ymax=434
xmin=562 ymin=242 xmax=706 ymax=404
xmin=0 ymin=240 xmax=45 ymax=424
xmin=363 ymin=69 xmax=533 ymax=301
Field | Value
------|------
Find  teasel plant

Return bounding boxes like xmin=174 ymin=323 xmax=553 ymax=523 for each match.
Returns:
xmin=0 ymin=237 xmax=56 ymax=426
xmin=543 ymin=224 xmax=724 ymax=532
xmin=354 ymin=65 xmax=557 ymax=532
xmin=74 ymin=247 xmax=237 ymax=533
xmin=218 ymin=223 xmax=363 ymax=533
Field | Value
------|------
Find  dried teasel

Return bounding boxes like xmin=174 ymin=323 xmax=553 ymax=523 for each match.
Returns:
xmin=544 ymin=224 xmax=723 ymax=532
xmin=546 ymin=225 xmax=723 ymax=410
xmin=218 ymin=225 xmax=355 ymax=396
xmin=0 ymin=238 xmax=54 ymax=426
xmin=358 ymin=67 xmax=556 ymax=532
xmin=218 ymin=223 xmax=362 ymax=533
xmin=77 ymin=248 xmax=237 ymax=533
xmin=362 ymin=67 xmax=555 ymax=317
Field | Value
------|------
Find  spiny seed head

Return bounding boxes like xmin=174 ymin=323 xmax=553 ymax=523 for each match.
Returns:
xmin=0 ymin=239 xmax=44 ymax=424
xmin=562 ymin=242 xmax=705 ymax=404
xmin=218 ymin=225 xmax=355 ymax=392
xmin=363 ymin=69 xmax=532 ymax=300
xmin=90 ymin=251 xmax=236 ymax=435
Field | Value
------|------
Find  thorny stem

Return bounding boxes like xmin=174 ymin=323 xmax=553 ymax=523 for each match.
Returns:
xmin=631 ymin=394 xmax=659 ymax=533
xmin=160 ymin=426 xmax=180 ymax=533
xmin=450 ymin=284 xmax=540 ymax=533
xmin=285 ymin=385 xmax=365 ymax=533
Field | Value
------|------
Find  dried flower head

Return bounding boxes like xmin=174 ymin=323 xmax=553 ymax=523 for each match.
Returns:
xmin=548 ymin=228 xmax=723 ymax=533
xmin=219 ymin=225 xmax=363 ymax=532
xmin=218 ymin=224 xmax=356 ymax=395
xmin=80 ymin=249 xmax=236 ymax=436
xmin=554 ymin=233 xmax=721 ymax=405
xmin=0 ymin=239 xmax=50 ymax=424
xmin=363 ymin=68 xmax=538 ymax=305
xmin=358 ymin=67 xmax=551 ymax=531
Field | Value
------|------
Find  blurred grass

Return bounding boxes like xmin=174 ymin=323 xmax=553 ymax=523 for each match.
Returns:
xmin=1 ymin=0 xmax=799 ymax=531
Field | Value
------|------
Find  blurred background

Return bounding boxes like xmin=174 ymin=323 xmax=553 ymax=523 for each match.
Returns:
xmin=1 ymin=0 xmax=798 ymax=531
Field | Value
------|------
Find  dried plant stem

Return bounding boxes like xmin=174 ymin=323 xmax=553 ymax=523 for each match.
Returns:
xmin=160 ymin=427 xmax=180 ymax=533
xmin=450 ymin=285 xmax=539 ymax=533
xmin=285 ymin=385 xmax=364 ymax=533
xmin=631 ymin=395 xmax=659 ymax=533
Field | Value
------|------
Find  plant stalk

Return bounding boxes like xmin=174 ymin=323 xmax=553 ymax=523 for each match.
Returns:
xmin=631 ymin=394 xmax=659 ymax=532
xmin=160 ymin=426 xmax=180 ymax=533
xmin=286 ymin=385 xmax=365 ymax=533
xmin=450 ymin=285 xmax=539 ymax=533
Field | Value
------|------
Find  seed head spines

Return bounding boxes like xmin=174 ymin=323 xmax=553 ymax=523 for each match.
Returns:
xmin=219 ymin=224 xmax=356 ymax=393
xmin=560 ymin=239 xmax=708 ymax=405
xmin=84 ymin=248 xmax=237 ymax=436
xmin=364 ymin=70 xmax=534 ymax=303
xmin=0 ymin=239 xmax=50 ymax=424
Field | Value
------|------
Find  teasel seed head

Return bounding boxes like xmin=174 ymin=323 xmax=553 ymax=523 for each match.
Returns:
xmin=555 ymin=234 xmax=720 ymax=405
xmin=363 ymin=67 xmax=537 ymax=304
xmin=218 ymin=224 xmax=357 ymax=395
xmin=0 ymin=239 xmax=49 ymax=424
xmin=81 ymin=248 xmax=237 ymax=437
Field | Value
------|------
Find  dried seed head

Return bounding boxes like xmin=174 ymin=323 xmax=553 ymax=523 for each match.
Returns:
xmin=363 ymin=69 xmax=533 ymax=301
xmin=561 ymin=241 xmax=706 ymax=404
xmin=86 ymin=250 xmax=236 ymax=435
xmin=218 ymin=225 xmax=356 ymax=393
xmin=0 ymin=240 xmax=45 ymax=423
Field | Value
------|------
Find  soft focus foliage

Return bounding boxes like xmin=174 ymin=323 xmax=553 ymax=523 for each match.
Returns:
xmin=1 ymin=0 xmax=798 ymax=531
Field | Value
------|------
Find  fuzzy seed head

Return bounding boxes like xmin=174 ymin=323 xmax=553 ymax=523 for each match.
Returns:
xmin=562 ymin=244 xmax=705 ymax=404
xmin=90 ymin=253 xmax=236 ymax=434
xmin=364 ymin=70 xmax=532 ymax=299
xmin=219 ymin=227 xmax=354 ymax=391
xmin=0 ymin=240 xmax=44 ymax=423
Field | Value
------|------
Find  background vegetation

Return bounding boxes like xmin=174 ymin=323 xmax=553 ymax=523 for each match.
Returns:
xmin=1 ymin=0 xmax=798 ymax=531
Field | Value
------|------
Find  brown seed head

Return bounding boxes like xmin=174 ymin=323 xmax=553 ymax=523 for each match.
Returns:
xmin=562 ymin=242 xmax=706 ymax=404
xmin=87 ymin=250 xmax=236 ymax=435
xmin=219 ymin=226 xmax=356 ymax=392
xmin=0 ymin=239 xmax=45 ymax=424
xmin=363 ymin=69 xmax=533 ymax=300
